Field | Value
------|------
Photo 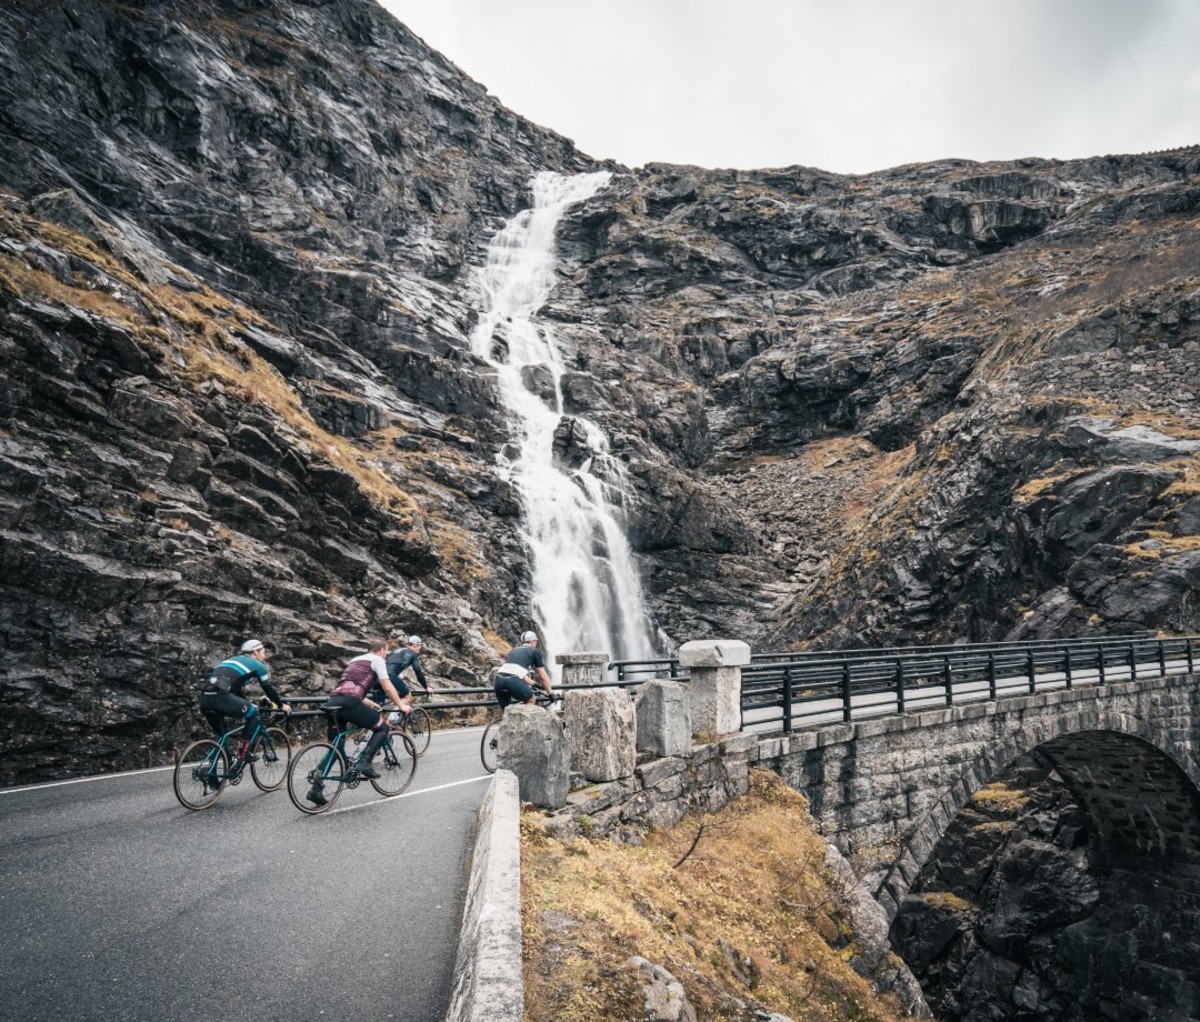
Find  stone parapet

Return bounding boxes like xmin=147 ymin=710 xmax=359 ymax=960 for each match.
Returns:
xmin=445 ymin=770 xmax=522 ymax=1022
xmin=498 ymin=704 xmax=569 ymax=808
xmin=635 ymin=679 xmax=691 ymax=757
xmin=555 ymin=650 xmax=609 ymax=686
xmin=564 ymin=686 xmax=636 ymax=783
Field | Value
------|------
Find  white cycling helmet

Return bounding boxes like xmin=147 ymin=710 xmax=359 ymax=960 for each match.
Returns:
xmin=407 ymin=635 xmax=423 ymax=645
xmin=240 ymin=639 xmax=265 ymax=654
xmin=521 ymin=630 xmax=538 ymax=643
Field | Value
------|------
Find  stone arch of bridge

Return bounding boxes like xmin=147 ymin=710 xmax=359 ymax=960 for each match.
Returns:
xmin=880 ymin=706 xmax=1200 ymax=913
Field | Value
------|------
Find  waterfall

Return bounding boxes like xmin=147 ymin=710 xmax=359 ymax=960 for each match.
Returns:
xmin=470 ymin=170 xmax=657 ymax=669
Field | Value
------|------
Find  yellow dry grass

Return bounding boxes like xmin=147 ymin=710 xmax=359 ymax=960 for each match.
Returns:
xmin=969 ymin=781 xmax=1031 ymax=815
xmin=522 ymin=771 xmax=911 ymax=1022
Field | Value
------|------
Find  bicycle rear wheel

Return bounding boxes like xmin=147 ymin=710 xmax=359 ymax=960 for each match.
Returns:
xmin=371 ymin=733 xmax=417 ymax=797
xmin=287 ymin=741 xmax=346 ymax=814
xmin=480 ymin=720 xmax=500 ymax=774
xmin=173 ymin=740 xmax=228 ymax=810
xmin=403 ymin=707 xmax=432 ymax=756
xmin=250 ymin=727 xmax=291 ymax=792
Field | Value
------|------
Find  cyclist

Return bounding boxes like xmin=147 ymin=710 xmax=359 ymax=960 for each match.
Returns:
xmin=493 ymin=630 xmax=554 ymax=708
xmin=382 ymin=634 xmax=430 ymax=716
xmin=198 ymin=639 xmax=292 ymax=761
xmin=308 ymin=638 xmax=407 ymax=805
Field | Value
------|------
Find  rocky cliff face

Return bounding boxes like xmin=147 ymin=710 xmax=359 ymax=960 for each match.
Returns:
xmin=1 ymin=0 xmax=1198 ymax=782
xmin=891 ymin=757 xmax=1200 ymax=1021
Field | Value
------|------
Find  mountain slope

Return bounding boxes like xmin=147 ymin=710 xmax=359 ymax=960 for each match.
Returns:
xmin=1 ymin=0 xmax=1197 ymax=782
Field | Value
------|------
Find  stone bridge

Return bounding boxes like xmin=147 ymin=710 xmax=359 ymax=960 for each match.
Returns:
xmin=754 ymin=673 xmax=1200 ymax=919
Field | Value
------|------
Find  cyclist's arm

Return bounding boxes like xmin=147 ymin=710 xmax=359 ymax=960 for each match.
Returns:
xmin=535 ymin=666 xmax=553 ymax=697
xmin=259 ymin=679 xmax=292 ymax=716
xmin=412 ymin=658 xmax=429 ymax=692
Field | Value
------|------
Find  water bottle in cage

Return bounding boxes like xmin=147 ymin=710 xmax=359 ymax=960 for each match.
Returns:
xmin=350 ymin=735 xmax=367 ymax=761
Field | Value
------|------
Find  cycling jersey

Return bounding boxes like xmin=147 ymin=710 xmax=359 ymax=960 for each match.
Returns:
xmin=385 ymin=647 xmax=428 ymax=691
xmin=497 ymin=644 xmax=545 ymax=677
xmin=201 ymin=654 xmax=282 ymax=705
xmin=332 ymin=653 xmax=388 ymax=700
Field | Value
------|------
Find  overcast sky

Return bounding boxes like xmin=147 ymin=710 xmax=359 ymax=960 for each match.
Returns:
xmin=377 ymin=0 xmax=1199 ymax=175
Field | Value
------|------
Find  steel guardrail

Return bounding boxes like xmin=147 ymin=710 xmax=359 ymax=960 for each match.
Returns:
xmin=609 ymin=633 xmax=1199 ymax=733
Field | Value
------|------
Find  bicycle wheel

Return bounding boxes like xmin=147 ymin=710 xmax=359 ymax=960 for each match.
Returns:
xmin=403 ymin=707 xmax=432 ymax=756
xmin=250 ymin=727 xmax=291 ymax=792
xmin=173 ymin=740 xmax=228 ymax=810
xmin=287 ymin=741 xmax=346 ymax=814
xmin=371 ymin=733 xmax=417 ymax=797
xmin=480 ymin=719 xmax=500 ymax=774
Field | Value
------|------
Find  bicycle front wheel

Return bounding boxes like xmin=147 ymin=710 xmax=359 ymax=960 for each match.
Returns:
xmin=480 ymin=720 xmax=500 ymax=774
xmin=371 ymin=733 xmax=417 ymax=797
xmin=251 ymin=727 xmax=292 ymax=792
xmin=287 ymin=741 xmax=346 ymax=814
xmin=403 ymin=707 xmax=432 ymax=756
xmin=174 ymin=740 xmax=228 ymax=811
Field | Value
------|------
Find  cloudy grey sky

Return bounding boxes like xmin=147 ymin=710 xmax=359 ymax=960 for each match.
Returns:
xmin=378 ymin=0 xmax=1198 ymax=174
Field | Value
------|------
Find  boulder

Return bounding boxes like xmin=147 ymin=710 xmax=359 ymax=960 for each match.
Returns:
xmin=624 ymin=957 xmax=696 ymax=1022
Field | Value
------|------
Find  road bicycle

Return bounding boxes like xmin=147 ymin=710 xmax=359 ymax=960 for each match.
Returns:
xmin=386 ymin=690 xmax=433 ymax=757
xmin=480 ymin=690 xmax=561 ymax=774
xmin=287 ymin=705 xmax=418 ymax=814
xmin=173 ymin=708 xmax=292 ymax=811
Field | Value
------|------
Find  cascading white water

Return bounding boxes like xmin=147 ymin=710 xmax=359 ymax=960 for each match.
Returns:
xmin=471 ymin=171 xmax=657 ymax=669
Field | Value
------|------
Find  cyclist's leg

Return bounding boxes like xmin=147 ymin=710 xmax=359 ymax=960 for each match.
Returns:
xmin=199 ymin=695 xmax=227 ymax=739
xmin=495 ymin=673 xmax=535 ymax=709
xmin=393 ymin=676 xmax=413 ymax=714
xmin=202 ymin=692 xmax=256 ymax=755
xmin=328 ymin=695 xmax=384 ymax=776
xmin=230 ymin=696 xmax=259 ymax=759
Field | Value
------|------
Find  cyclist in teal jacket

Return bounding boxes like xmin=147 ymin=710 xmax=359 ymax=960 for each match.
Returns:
xmin=198 ymin=639 xmax=292 ymax=761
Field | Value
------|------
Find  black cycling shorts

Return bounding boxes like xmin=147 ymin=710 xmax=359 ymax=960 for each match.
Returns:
xmin=325 ymin=693 xmax=382 ymax=740
xmin=199 ymin=691 xmax=255 ymax=737
xmin=494 ymin=672 xmax=534 ymax=708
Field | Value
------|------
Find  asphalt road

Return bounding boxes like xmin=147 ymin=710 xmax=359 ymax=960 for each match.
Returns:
xmin=0 ymin=726 xmax=493 ymax=1022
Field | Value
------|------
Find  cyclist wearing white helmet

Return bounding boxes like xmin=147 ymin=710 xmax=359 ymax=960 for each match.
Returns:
xmin=493 ymin=630 xmax=553 ymax=708
xmin=198 ymin=639 xmax=292 ymax=761
xmin=381 ymin=634 xmax=429 ymax=713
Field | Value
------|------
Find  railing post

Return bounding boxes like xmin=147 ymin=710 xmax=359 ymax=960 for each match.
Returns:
xmin=1027 ymin=649 xmax=1036 ymax=693
xmin=1098 ymin=645 xmax=1106 ymax=685
xmin=988 ymin=652 xmax=997 ymax=700
xmin=943 ymin=655 xmax=953 ymax=706
xmin=782 ymin=665 xmax=793 ymax=734
xmin=896 ymin=659 xmax=906 ymax=714
xmin=841 ymin=661 xmax=852 ymax=723
xmin=1064 ymin=648 xmax=1073 ymax=690
xmin=1189 ymin=638 xmax=1195 ymax=675
xmin=677 ymin=639 xmax=748 ymax=738
xmin=557 ymin=651 xmax=609 ymax=688
xmin=1129 ymin=641 xmax=1137 ymax=682
xmin=1159 ymin=639 xmax=1167 ymax=676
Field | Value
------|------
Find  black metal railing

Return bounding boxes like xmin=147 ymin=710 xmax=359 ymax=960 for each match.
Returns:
xmin=610 ymin=633 xmax=1199 ymax=734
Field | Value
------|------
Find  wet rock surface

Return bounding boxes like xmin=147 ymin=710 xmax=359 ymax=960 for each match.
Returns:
xmin=891 ymin=757 xmax=1200 ymax=1021
xmin=1 ymin=0 xmax=1199 ymax=783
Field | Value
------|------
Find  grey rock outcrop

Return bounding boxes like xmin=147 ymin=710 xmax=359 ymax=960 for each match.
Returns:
xmin=1 ymin=0 xmax=1198 ymax=784
xmin=625 ymin=957 xmax=698 ymax=1022
xmin=890 ymin=755 xmax=1200 ymax=1021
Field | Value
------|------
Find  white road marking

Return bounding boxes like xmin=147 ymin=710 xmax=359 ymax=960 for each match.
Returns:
xmin=322 ymin=773 xmax=493 ymax=815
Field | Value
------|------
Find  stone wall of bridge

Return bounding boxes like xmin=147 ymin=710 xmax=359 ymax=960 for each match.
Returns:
xmin=754 ymin=673 xmax=1200 ymax=918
